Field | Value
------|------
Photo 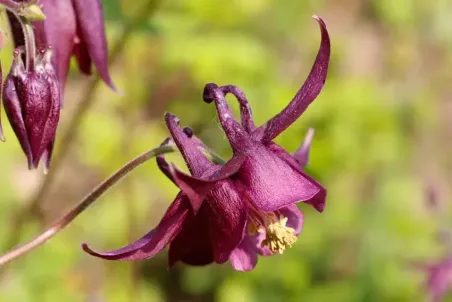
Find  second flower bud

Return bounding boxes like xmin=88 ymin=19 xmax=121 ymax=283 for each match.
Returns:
xmin=2 ymin=47 xmax=60 ymax=171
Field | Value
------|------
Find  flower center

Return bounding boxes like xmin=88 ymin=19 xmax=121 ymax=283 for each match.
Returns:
xmin=247 ymin=207 xmax=297 ymax=254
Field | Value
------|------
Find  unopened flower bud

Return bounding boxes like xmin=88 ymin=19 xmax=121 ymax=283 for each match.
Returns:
xmin=2 ymin=47 xmax=60 ymax=171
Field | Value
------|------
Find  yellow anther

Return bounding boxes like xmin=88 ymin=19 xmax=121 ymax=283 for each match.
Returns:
xmin=261 ymin=217 xmax=297 ymax=254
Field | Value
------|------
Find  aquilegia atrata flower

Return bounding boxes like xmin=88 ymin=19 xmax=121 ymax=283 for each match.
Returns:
xmin=7 ymin=0 xmax=116 ymax=100
xmin=82 ymin=15 xmax=330 ymax=271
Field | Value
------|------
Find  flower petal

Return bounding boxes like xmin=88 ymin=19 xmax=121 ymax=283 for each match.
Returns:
xmin=156 ymin=154 xmax=174 ymax=184
xmin=267 ymin=142 xmax=326 ymax=212
xmin=229 ymin=236 xmax=259 ymax=272
xmin=72 ymin=0 xmax=117 ymax=91
xmin=221 ymin=85 xmax=256 ymax=133
xmin=2 ymin=75 xmax=33 ymax=168
xmin=168 ymin=209 xmax=214 ymax=267
xmin=204 ymin=183 xmax=248 ymax=263
xmin=73 ymin=37 xmax=92 ymax=75
xmin=42 ymin=138 xmax=55 ymax=173
xmin=279 ymin=204 xmax=304 ymax=236
xmin=155 ymin=138 xmax=175 ymax=184
xmin=238 ymin=143 xmax=324 ymax=211
xmin=169 ymin=185 xmax=247 ymax=266
xmin=255 ymin=16 xmax=330 ymax=143
xmin=82 ymin=193 xmax=190 ymax=260
xmin=168 ymin=154 xmax=245 ymax=213
xmin=168 ymin=164 xmax=212 ymax=213
xmin=36 ymin=0 xmax=77 ymax=101
xmin=294 ymin=128 xmax=315 ymax=168
xmin=165 ymin=112 xmax=214 ymax=177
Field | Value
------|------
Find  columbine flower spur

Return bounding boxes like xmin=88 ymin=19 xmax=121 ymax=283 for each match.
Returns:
xmin=82 ymin=15 xmax=330 ymax=272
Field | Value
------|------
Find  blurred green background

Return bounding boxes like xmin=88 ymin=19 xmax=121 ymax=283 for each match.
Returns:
xmin=0 ymin=0 xmax=451 ymax=301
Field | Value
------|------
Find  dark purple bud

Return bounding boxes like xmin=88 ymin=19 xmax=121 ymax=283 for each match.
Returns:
xmin=2 ymin=47 xmax=60 ymax=171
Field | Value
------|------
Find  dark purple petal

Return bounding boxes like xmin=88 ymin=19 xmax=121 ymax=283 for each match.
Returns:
xmin=73 ymin=36 xmax=92 ymax=75
xmin=168 ymin=164 xmax=211 ymax=213
xmin=36 ymin=0 xmax=77 ymax=97
xmin=168 ymin=208 xmax=214 ymax=267
xmin=165 ymin=112 xmax=214 ymax=177
xmin=279 ymin=204 xmax=304 ymax=235
xmin=42 ymin=138 xmax=55 ymax=173
xmin=168 ymin=155 xmax=245 ymax=212
xmin=255 ymin=16 xmax=330 ymax=143
xmin=267 ymin=142 xmax=326 ymax=212
xmin=82 ymin=193 xmax=190 ymax=260
xmin=156 ymin=154 xmax=174 ymax=183
xmin=17 ymin=75 xmax=51 ymax=167
xmin=156 ymin=138 xmax=175 ymax=184
xmin=169 ymin=186 xmax=246 ymax=265
xmin=203 ymin=183 xmax=248 ymax=263
xmin=229 ymin=235 xmax=259 ymax=271
xmin=267 ymin=142 xmax=300 ymax=169
xmin=2 ymin=74 xmax=32 ymax=168
xmin=207 ymin=153 xmax=246 ymax=180
xmin=238 ymin=143 xmax=324 ymax=211
xmin=72 ymin=0 xmax=117 ymax=91
xmin=294 ymin=128 xmax=315 ymax=168
xmin=221 ymin=85 xmax=256 ymax=133
xmin=39 ymin=55 xmax=61 ymax=168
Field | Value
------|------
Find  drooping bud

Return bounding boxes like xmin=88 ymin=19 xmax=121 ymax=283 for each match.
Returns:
xmin=2 ymin=47 xmax=60 ymax=171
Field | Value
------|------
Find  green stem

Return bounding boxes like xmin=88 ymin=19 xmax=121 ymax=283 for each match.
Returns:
xmin=0 ymin=144 xmax=177 ymax=267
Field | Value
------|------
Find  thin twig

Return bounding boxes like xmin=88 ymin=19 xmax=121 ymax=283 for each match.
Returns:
xmin=2 ymin=0 xmax=161 ymax=255
xmin=0 ymin=145 xmax=176 ymax=267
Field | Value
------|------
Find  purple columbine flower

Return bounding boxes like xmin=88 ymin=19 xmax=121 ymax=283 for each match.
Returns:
xmin=82 ymin=16 xmax=330 ymax=271
xmin=8 ymin=0 xmax=116 ymax=100
xmin=2 ymin=47 xmax=60 ymax=171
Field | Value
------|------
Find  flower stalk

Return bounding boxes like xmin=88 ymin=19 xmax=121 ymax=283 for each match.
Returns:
xmin=0 ymin=143 xmax=225 ymax=267
xmin=0 ymin=144 xmax=176 ymax=267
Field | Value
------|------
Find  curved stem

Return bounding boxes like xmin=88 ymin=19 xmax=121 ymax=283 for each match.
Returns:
xmin=0 ymin=144 xmax=177 ymax=267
